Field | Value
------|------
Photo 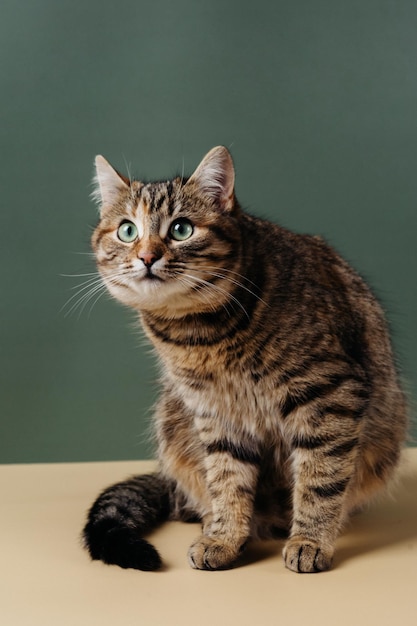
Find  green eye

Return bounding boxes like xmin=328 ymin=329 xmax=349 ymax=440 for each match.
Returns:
xmin=169 ymin=218 xmax=194 ymax=241
xmin=117 ymin=221 xmax=138 ymax=243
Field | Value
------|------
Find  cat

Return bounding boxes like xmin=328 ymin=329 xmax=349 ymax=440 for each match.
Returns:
xmin=82 ymin=146 xmax=407 ymax=573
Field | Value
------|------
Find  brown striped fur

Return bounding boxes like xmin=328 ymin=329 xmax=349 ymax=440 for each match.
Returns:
xmin=83 ymin=147 xmax=407 ymax=573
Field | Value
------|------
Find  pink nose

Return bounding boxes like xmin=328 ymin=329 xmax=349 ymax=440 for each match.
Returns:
xmin=139 ymin=252 xmax=158 ymax=267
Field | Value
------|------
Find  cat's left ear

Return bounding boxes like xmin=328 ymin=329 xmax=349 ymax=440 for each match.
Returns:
xmin=92 ymin=155 xmax=130 ymax=212
xmin=186 ymin=146 xmax=235 ymax=212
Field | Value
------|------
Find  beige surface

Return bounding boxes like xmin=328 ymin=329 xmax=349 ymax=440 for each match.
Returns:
xmin=1 ymin=449 xmax=416 ymax=626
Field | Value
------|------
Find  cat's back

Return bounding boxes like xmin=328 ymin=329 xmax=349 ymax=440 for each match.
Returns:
xmin=242 ymin=212 xmax=376 ymax=320
xmin=241 ymin=212 xmax=403 ymax=389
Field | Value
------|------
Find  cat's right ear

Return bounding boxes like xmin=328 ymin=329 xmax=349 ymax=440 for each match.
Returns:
xmin=92 ymin=156 xmax=129 ymax=212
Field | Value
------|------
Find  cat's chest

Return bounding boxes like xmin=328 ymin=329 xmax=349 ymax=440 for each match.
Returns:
xmin=161 ymin=343 xmax=282 ymax=432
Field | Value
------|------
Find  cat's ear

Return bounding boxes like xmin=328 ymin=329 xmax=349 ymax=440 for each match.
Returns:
xmin=92 ymin=156 xmax=130 ymax=211
xmin=186 ymin=146 xmax=235 ymax=212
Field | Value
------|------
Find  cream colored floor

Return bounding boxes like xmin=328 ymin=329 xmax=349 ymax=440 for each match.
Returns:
xmin=1 ymin=449 xmax=416 ymax=626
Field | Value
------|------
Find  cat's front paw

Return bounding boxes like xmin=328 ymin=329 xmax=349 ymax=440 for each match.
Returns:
xmin=283 ymin=537 xmax=333 ymax=573
xmin=188 ymin=536 xmax=242 ymax=571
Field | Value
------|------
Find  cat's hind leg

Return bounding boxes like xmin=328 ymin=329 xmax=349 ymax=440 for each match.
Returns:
xmin=82 ymin=472 xmax=172 ymax=571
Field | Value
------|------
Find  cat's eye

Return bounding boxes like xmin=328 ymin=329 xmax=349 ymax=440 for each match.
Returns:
xmin=169 ymin=218 xmax=194 ymax=241
xmin=117 ymin=221 xmax=138 ymax=243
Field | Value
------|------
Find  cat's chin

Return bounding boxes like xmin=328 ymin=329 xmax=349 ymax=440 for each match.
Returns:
xmin=104 ymin=276 xmax=198 ymax=316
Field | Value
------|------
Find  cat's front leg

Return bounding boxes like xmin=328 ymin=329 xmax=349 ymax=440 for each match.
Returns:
xmin=188 ymin=436 xmax=260 ymax=570
xmin=284 ymin=435 xmax=359 ymax=573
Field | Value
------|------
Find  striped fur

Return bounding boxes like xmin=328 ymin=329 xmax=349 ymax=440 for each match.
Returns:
xmin=83 ymin=147 xmax=407 ymax=573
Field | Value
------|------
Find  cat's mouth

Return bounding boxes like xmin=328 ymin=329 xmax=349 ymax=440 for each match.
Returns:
xmin=142 ymin=267 xmax=164 ymax=282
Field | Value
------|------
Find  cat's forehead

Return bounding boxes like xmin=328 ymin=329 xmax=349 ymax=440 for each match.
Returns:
xmin=130 ymin=179 xmax=180 ymax=217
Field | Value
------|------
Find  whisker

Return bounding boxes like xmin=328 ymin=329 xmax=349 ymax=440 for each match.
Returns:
xmin=197 ymin=265 xmax=261 ymax=291
xmin=63 ymin=281 xmax=107 ymax=319
xmin=61 ymin=277 xmax=102 ymax=313
xmin=61 ymin=268 xmax=130 ymax=318
xmin=62 ymin=277 xmax=108 ymax=317
xmin=176 ymin=263 xmax=267 ymax=307
xmin=62 ymin=273 xmax=104 ymax=297
xmin=61 ymin=272 xmax=101 ymax=280
xmin=83 ymin=285 xmax=109 ymax=318
xmin=122 ymin=154 xmax=134 ymax=187
xmin=182 ymin=272 xmax=250 ymax=320
xmin=200 ymin=269 xmax=266 ymax=306
xmin=175 ymin=275 xmax=227 ymax=315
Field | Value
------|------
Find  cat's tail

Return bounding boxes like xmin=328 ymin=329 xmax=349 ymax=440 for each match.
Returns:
xmin=82 ymin=472 xmax=171 ymax=571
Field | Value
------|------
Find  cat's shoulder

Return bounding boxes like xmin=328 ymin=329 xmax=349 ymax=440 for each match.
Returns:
xmin=242 ymin=211 xmax=337 ymax=257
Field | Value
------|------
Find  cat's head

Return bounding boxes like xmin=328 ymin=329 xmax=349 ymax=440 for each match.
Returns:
xmin=92 ymin=146 xmax=242 ymax=316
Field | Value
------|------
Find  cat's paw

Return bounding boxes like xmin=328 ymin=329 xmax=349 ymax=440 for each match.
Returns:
xmin=283 ymin=537 xmax=333 ymax=573
xmin=188 ymin=536 xmax=241 ymax=571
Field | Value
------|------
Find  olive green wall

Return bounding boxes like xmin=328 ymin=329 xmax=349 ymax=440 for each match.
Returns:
xmin=1 ymin=0 xmax=416 ymax=463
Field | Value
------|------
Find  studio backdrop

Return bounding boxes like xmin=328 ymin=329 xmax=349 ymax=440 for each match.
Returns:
xmin=1 ymin=0 xmax=416 ymax=462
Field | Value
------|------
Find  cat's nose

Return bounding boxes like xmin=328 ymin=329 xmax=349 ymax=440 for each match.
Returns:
xmin=139 ymin=252 xmax=159 ymax=268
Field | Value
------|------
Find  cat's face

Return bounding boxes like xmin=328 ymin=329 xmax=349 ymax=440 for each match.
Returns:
xmin=92 ymin=147 xmax=241 ymax=316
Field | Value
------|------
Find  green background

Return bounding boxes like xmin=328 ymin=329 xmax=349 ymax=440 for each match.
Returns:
xmin=1 ymin=0 xmax=416 ymax=463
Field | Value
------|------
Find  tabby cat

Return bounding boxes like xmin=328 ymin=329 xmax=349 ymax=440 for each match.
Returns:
xmin=83 ymin=146 xmax=407 ymax=573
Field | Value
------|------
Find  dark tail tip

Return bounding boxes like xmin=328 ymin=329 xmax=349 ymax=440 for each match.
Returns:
xmin=83 ymin=519 xmax=163 ymax=571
